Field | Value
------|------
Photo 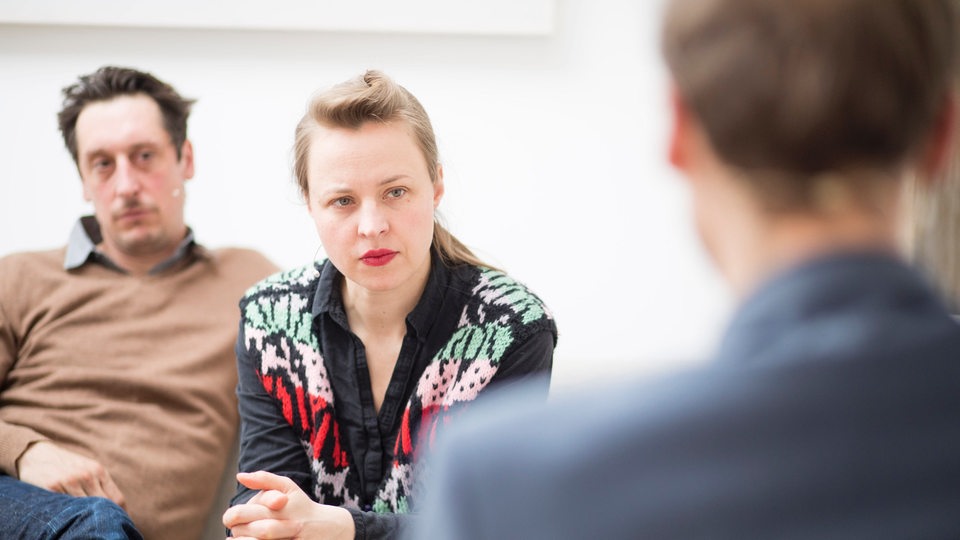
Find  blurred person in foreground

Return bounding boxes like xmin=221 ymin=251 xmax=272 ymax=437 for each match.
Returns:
xmin=412 ymin=0 xmax=960 ymax=538
xmin=0 ymin=66 xmax=278 ymax=539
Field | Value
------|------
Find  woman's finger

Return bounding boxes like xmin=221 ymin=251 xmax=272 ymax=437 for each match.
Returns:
xmin=229 ymin=518 xmax=301 ymax=540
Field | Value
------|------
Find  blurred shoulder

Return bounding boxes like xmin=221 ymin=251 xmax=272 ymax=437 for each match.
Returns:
xmin=0 ymin=247 xmax=65 ymax=277
xmin=436 ymin=363 xmax=754 ymax=471
xmin=204 ymin=246 xmax=280 ymax=284
xmin=206 ymin=246 xmax=278 ymax=272
xmin=0 ymin=249 xmax=69 ymax=317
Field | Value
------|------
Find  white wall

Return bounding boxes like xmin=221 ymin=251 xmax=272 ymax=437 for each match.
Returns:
xmin=0 ymin=1 xmax=733 ymax=393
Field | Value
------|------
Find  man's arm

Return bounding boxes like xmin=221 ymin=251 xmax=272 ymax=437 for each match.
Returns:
xmin=16 ymin=441 xmax=126 ymax=507
xmin=0 ymin=261 xmax=126 ymax=507
xmin=0 ymin=287 xmax=48 ymax=476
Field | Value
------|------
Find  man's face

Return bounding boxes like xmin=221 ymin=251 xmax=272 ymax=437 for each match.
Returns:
xmin=75 ymin=93 xmax=193 ymax=267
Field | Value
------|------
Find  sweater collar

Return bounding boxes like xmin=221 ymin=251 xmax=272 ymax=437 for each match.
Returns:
xmin=715 ymin=250 xmax=944 ymax=366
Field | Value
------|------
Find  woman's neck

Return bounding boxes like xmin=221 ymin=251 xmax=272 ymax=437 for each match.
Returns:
xmin=341 ymin=262 xmax=431 ymax=337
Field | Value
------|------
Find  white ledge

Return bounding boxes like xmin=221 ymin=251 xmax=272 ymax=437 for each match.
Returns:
xmin=0 ymin=0 xmax=556 ymax=36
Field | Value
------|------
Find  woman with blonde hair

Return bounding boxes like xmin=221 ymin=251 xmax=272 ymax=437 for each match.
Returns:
xmin=223 ymin=70 xmax=557 ymax=539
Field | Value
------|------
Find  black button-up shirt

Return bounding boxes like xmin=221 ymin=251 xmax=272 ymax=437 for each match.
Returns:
xmin=235 ymin=254 xmax=556 ymax=539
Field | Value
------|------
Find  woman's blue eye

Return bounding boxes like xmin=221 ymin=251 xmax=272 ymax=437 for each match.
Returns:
xmin=387 ymin=188 xmax=406 ymax=198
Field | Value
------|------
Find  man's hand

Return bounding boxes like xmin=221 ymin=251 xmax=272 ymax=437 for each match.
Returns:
xmin=223 ymin=470 xmax=355 ymax=540
xmin=16 ymin=440 xmax=126 ymax=508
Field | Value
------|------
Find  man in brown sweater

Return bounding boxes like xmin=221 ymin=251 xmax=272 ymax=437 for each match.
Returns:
xmin=0 ymin=66 xmax=278 ymax=539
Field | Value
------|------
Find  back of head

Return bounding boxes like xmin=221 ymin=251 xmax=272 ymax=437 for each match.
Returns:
xmin=294 ymin=70 xmax=489 ymax=269
xmin=662 ymin=0 xmax=958 ymax=207
xmin=58 ymin=66 xmax=195 ymax=164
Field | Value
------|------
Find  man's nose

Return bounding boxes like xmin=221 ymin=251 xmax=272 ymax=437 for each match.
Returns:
xmin=113 ymin=158 xmax=141 ymax=197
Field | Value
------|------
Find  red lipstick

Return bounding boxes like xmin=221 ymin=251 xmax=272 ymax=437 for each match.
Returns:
xmin=361 ymin=249 xmax=397 ymax=267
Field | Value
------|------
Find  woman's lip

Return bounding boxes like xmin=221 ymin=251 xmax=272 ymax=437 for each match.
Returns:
xmin=363 ymin=249 xmax=395 ymax=258
xmin=361 ymin=250 xmax=397 ymax=267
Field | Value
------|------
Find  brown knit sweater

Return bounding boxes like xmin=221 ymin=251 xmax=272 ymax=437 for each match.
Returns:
xmin=0 ymin=245 xmax=278 ymax=540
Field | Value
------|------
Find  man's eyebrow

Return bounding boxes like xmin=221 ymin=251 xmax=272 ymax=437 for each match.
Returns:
xmin=82 ymin=148 xmax=110 ymax=162
xmin=82 ymin=141 xmax=163 ymax=160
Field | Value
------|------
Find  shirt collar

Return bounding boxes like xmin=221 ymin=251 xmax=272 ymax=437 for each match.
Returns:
xmin=313 ymin=249 xmax=453 ymax=341
xmin=64 ymin=215 xmax=200 ymax=274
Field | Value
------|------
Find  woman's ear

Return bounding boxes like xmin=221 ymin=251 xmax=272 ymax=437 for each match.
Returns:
xmin=433 ymin=163 xmax=445 ymax=209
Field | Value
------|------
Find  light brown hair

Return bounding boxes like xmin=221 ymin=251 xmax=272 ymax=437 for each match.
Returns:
xmin=662 ymin=0 xmax=958 ymax=208
xmin=294 ymin=70 xmax=490 ymax=269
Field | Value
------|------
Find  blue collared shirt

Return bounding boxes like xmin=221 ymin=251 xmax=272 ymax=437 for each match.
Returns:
xmin=63 ymin=215 xmax=197 ymax=275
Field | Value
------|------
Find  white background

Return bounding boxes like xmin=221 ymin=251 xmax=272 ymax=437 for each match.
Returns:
xmin=0 ymin=1 xmax=733 ymax=393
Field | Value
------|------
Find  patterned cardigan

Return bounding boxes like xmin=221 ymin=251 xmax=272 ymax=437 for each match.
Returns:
xmin=238 ymin=261 xmax=556 ymax=513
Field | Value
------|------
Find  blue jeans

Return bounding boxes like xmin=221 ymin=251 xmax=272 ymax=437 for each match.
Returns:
xmin=0 ymin=475 xmax=143 ymax=539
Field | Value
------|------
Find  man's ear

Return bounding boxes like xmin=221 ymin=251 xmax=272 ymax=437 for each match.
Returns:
xmin=918 ymin=91 xmax=957 ymax=185
xmin=180 ymin=140 xmax=195 ymax=181
xmin=668 ymin=85 xmax=695 ymax=174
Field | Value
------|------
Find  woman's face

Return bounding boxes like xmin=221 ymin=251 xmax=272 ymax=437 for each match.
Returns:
xmin=305 ymin=121 xmax=443 ymax=297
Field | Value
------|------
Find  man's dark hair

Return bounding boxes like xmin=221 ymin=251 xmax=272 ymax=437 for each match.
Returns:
xmin=58 ymin=66 xmax=195 ymax=164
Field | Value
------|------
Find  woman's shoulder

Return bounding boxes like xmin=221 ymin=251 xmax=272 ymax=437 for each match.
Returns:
xmin=457 ymin=265 xmax=555 ymax=330
xmin=241 ymin=260 xmax=325 ymax=303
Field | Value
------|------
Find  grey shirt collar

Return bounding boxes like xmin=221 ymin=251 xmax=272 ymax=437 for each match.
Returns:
xmin=64 ymin=215 xmax=197 ymax=275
